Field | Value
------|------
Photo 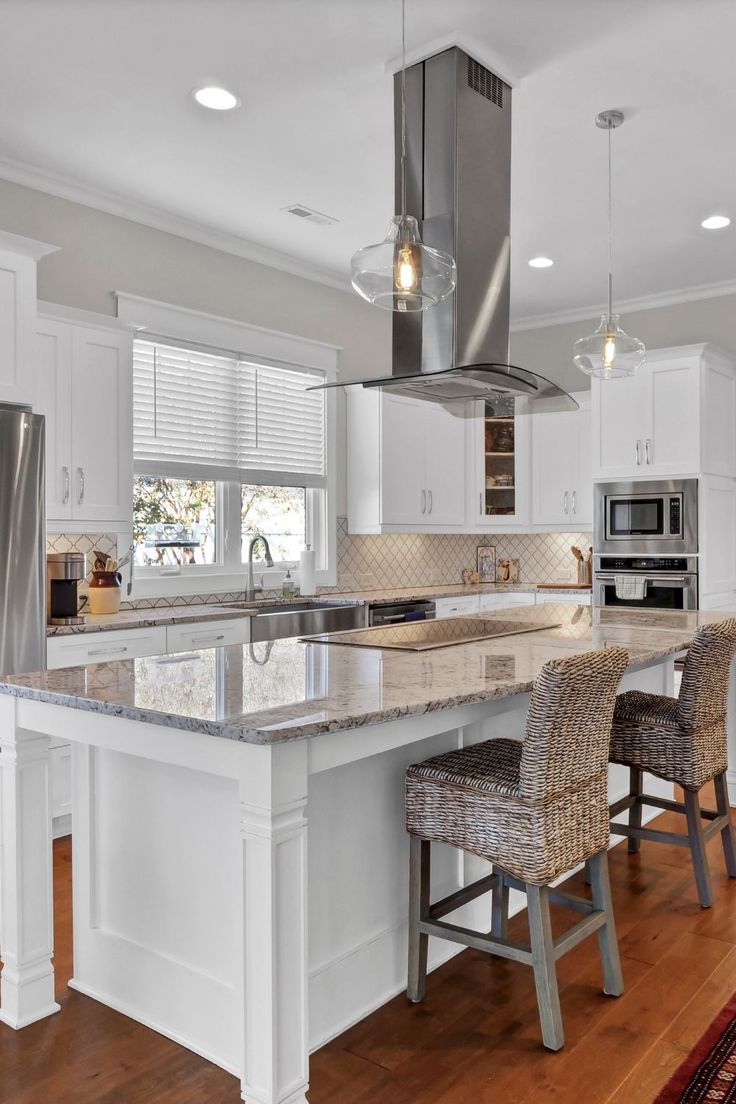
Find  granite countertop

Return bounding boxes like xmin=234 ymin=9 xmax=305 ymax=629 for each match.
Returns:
xmin=46 ymin=582 xmax=591 ymax=637
xmin=9 ymin=606 xmax=719 ymax=746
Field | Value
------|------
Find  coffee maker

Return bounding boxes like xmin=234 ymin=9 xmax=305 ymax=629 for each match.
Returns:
xmin=47 ymin=552 xmax=86 ymax=625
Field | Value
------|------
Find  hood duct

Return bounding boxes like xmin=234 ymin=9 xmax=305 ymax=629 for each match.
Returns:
xmin=315 ymin=47 xmax=577 ymax=414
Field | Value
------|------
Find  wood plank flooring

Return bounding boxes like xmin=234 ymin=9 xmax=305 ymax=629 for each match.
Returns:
xmin=2 ymin=795 xmax=736 ymax=1103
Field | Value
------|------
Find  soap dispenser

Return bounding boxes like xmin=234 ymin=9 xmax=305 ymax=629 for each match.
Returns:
xmin=282 ymin=570 xmax=297 ymax=598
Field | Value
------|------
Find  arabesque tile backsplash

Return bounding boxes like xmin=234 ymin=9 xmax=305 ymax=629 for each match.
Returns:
xmin=47 ymin=520 xmax=592 ymax=609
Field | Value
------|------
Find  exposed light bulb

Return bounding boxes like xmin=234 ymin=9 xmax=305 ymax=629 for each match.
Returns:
xmin=603 ymin=333 xmax=617 ymax=368
xmin=397 ymin=247 xmax=417 ymax=291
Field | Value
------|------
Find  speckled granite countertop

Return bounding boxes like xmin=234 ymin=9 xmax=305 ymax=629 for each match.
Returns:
xmin=9 ymin=606 xmax=716 ymax=746
xmin=46 ymin=583 xmax=591 ymax=637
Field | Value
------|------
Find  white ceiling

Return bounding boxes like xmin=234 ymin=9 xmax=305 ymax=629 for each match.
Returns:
xmin=2 ymin=0 xmax=736 ymax=325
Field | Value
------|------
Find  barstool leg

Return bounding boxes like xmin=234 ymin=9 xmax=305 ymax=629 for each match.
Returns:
xmin=527 ymin=884 xmax=564 ymax=1051
xmin=407 ymin=836 xmax=430 ymax=1002
xmin=588 ymin=849 xmax=624 ymax=997
xmin=491 ymin=867 xmax=509 ymax=938
xmin=714 ymin=771 xmax=736 ymax=878
xmin=684 ymin=788 xmax=714 ymax=908
xmin=628 ymin=767 xmax=643 ymax=854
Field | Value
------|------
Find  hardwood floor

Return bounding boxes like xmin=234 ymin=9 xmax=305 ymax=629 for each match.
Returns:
xmin=2 ymin=795 xmax=736 ymax=1103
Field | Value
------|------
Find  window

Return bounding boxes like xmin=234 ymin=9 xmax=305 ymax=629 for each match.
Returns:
xmin=131 ymin=337 xmax=332 ymax=594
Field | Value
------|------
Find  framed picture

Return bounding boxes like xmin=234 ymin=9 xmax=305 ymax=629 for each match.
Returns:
xmin=476 ymin=544 xmax=496 ymax=583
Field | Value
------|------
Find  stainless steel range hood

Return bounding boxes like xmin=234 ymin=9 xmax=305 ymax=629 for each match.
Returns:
xmin=320 ymin=47 xmax=577 ymax=413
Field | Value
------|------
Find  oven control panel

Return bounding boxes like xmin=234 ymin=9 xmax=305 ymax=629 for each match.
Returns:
xmin=669 ymin=496 xmax=681 ymax=535
xmin=598 ymin=557 xmax=689 ymax=572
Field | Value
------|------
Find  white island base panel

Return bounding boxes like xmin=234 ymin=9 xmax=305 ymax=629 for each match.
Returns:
xmin=1 ymin=659 xmax=676 ymax=1104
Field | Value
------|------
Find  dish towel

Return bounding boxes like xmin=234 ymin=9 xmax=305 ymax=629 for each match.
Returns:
xmin=614 ymin=575 xmax=647 ymax=601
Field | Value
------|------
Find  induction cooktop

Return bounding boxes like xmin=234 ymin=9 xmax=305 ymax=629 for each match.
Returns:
xmin=301 ymin=616 xmax=561 ymax=652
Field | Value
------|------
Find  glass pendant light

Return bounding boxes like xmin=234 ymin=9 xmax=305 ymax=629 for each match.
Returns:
xmin=573 ymin=111 xmax=645 ymax=379
xmin=350 ymin=0 xmax=456 ymax=312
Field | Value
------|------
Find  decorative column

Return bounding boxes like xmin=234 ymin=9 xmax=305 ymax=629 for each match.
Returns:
xmin=0 ymin=695 xmax=60 ymax=1028
xmin=238 ymin=740 xmax=309 ymax=1104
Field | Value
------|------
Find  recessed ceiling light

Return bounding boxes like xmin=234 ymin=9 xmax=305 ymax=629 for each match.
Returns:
xmin=701 ymin=215 xmax=731 ymax=230
xmin=193 ymin=86 xmax=240 ymax=111
xmin=528 ymin=256 xmax=554 ymax=268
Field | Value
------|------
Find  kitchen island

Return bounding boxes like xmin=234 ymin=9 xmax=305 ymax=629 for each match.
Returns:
xmin=0 ymin=605 xmax=733 ymax=1104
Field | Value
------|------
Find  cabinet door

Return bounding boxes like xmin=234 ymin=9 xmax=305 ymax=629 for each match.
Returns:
xmin=531 ymin=411 xmax=578 ymax=526
xmin=591 ymin=374 xmax=645 ymax=478
xmin=424 ymin=404 xmax=465 ymax=526
xmin=573 ymin=408 xmax=593 ymax=527
xmin=380 ymin=394 xmax=426 ymax=525
xmin=0 ymin=248 xmax=37 ymax=407
xmin=35 ymin=320 xmax=73 ymax=521
xmin=70 ymin=327 xmax=133 ymax=523
xmin=644 ymin=356 xmax=700 ymax=475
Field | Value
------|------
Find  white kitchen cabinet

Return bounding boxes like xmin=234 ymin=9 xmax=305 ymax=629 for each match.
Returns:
xmin=435 ymin=595 xmax=479 ymax=618
xmin=466 ymin=398 xmax=531 ymax=531
xmin=530 ymin=400 xmax=592 ymax=529
xmin=478 ymin=592 xmax=535 ymax=611
xmin=0 ymin=232 xmax=57 ymax=408
xmin=699 ymin=475 xmax=736 ymax=609
xmin=36 ymin=312 xmax=134 ymax=526
xmin=347 ymin=389 xmax=466 ymax=532
xmin=592 ymin=344 xmax=736 ymax=481
xmin=46 ymin=625 xmax=168 ymax=669
xmin=166 ymin=617 xmax=252 ymax=653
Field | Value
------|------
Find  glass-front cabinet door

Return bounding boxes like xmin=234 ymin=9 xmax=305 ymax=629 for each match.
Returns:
xmin=468 ymin=397 xmax=530 ymax=530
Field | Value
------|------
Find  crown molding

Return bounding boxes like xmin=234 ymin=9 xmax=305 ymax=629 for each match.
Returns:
xmin=0 ymin=154 xmax=353 ymax=294
xmin=511 ymin=278 xmax=736 ymax=332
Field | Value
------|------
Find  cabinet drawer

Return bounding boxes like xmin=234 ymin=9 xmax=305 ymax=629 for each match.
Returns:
xmin=46 ymin=626 xmax=167 ymax=669
xmin=165 ymin=617 xmax=252 ymax=653
xmin=535 ymin=591 xmax=592 ymax=606
xmin=478 ymin=593 xmax=535 ymax=611
xmin=435 ymin=596 xmax=480 ymax=618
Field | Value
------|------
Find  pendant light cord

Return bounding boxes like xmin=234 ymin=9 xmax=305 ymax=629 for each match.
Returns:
xmin=607 ymin=118 xmax=613 ymax=319
xmin=400 ymin=0 xmax=407 ymax=218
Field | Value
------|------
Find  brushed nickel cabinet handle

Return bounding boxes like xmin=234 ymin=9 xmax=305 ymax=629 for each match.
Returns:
xmin=479 ymin=492 xmax=483 ymax=515
xmin=78 ymin=466 xmax=85 ymax=504
xmin=62 ymin=466 xmax=70 ymax=505
xmin=88 ymin=645 xmax=128 ymax=657
xmin=635 ymin=440 xmax=641 ymax=466
xmin=428 ymin=489 xmax=433 ymax=514
xmin=571 ymin=490 xmax=576 ymax=516
xmin=645 ymin=438 xmax=652 ymax=465
xmin=421 ymin=489 xmax=426 ymax=514
xmin=563 ymin=490 xmax=568 ymax=515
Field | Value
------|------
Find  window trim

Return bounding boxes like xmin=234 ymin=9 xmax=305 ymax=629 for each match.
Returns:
xmin=117 ymin=294 xmax=339 ymax=599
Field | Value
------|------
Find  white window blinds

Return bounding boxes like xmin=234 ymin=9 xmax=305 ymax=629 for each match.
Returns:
xmin=133 ymin=339 xmax=326 ymax=487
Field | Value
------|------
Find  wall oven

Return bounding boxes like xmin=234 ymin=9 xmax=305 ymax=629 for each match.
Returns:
xmin=594 ymin=478 xmax=698 ymax=556
xmin=594 ymin=555 xmax=698 ymax=610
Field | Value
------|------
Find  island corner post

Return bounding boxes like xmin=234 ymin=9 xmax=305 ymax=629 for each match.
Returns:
xmin=0 ymin=626 xmax=734 ymax=1104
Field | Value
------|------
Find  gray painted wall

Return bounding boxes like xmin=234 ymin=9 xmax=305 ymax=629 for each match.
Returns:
xmin=511 ymin=294 xmax=736 ymax=392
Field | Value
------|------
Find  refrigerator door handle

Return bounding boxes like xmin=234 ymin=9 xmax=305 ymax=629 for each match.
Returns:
xmin=62 ymin=466 xmax=70 ymax=505
xmin=77 ymin=467 xmax=85 ymax=505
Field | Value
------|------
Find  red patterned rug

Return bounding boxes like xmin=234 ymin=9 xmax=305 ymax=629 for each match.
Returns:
xmin=656 ymin=993 xmax=736 ymax=1103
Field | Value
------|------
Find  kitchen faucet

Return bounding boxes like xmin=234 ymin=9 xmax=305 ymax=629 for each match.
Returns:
xmin=245 ymin=534 xmax=274 ymax=602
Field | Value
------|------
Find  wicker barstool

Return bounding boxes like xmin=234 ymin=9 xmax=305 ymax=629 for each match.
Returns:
xmin=405 ymin=646 xmax=629 ymax=1051
xmin=609 ymin=618 xmax=736 ymax=908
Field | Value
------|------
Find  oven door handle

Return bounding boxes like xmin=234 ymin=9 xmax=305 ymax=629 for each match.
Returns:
xmin=596 ymin=574 xmax=692 ymax=588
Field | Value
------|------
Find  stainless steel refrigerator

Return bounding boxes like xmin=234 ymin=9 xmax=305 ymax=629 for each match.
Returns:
xmin=0 ymin=404 xmax=45 ymax=674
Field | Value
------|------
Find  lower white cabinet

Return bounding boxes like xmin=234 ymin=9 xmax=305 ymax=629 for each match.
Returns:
xmin=165 ymin=618 xmax=253 ymax=653
xmin=46 ymin=625 xmax=168 ymax=669
xmin=435 ymin=595 xmax=480 ymax=618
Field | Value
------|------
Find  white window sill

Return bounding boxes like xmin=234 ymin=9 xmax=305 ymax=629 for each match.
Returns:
xmin=129 ymin=567 xmax=337 ymax=601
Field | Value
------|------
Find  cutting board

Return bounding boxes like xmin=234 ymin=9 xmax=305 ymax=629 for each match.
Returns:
xmin=537 ymin=582 xmax=592 ymax=591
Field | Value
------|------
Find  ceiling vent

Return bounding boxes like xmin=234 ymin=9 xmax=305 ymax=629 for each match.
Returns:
xmin=467 ymin=57 xmax=504 ymax=107
xmin=282 ymin=204 xmax=338 ymax=226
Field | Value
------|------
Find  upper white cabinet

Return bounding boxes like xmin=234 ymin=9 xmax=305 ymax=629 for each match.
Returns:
xmin=592 ymin=344 xmax=736 ymax=481
xmin=531 ymin=399 xmax=592 ymax=530
xmin=466 ymin=398 xmax=531 ymax=531
xmin=0 ymin=231 xmax=58 ymax=408
xmin=347 ymin=389 xmax=466 ymax=532
xmin=35 ymin=311 xmax=134 ymax=526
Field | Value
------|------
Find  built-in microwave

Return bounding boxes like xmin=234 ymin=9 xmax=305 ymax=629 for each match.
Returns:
xmin=594 ymin=478 xmax=698 ymax=556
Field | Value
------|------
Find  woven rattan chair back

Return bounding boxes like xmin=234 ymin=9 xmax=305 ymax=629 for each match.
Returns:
xmin=677 ymin=619 xmax=736 ymax=732
xmin=520 ymin=647 xmax=630 ymax=803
